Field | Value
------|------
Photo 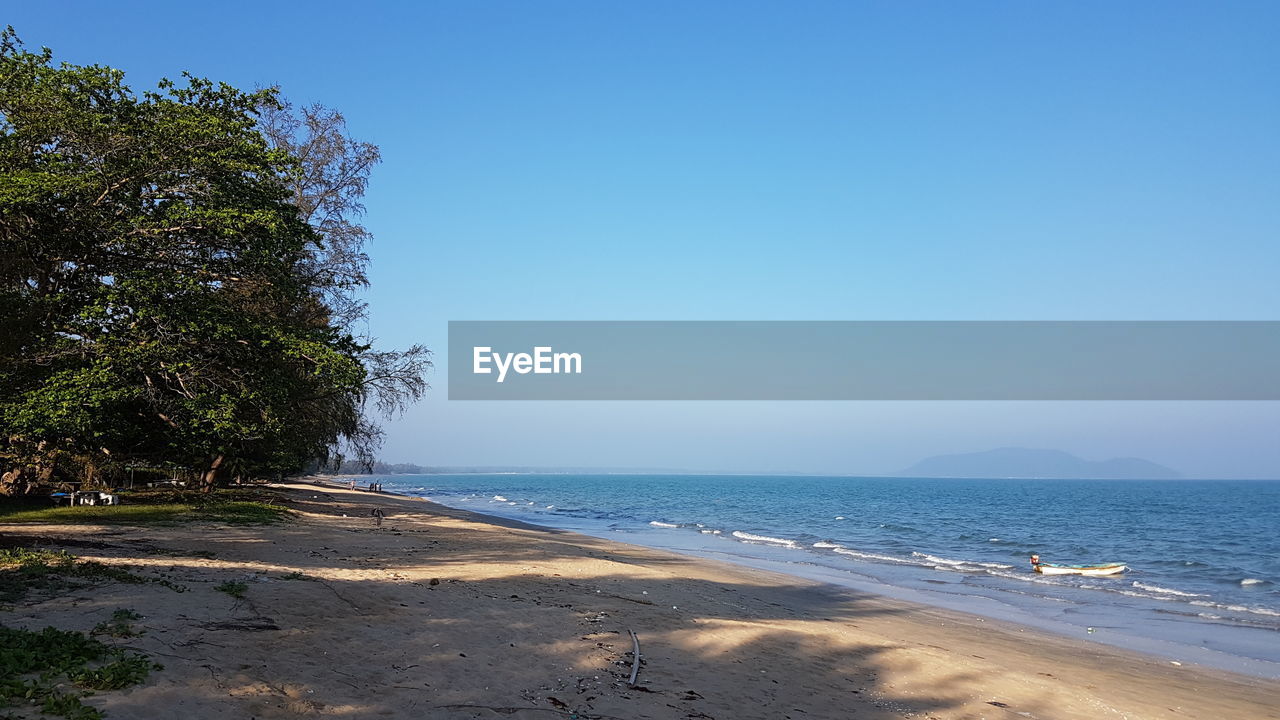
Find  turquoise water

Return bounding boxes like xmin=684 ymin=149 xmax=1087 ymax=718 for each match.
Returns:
xmin=368 ymin=474 xmax=1280 ymax=677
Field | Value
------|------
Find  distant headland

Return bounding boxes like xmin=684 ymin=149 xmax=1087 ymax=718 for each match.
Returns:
xmin=898 ymin=447 xmax=1181 ymax=479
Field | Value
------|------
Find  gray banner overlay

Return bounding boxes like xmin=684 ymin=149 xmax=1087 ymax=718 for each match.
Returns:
xmin=448 ymin=321 xmax=1280 ymax=400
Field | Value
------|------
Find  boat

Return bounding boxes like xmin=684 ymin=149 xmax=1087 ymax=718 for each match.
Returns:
xmin=1030 ymin=554 xmax=1127 ymax=576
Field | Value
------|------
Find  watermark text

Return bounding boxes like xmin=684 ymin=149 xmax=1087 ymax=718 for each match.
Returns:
xmin=473 ymin=346 xmax=583 ymax=383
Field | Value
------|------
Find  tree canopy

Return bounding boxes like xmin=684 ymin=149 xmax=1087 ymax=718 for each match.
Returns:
xmin=0 ymin=29 xmax=429 ymax=493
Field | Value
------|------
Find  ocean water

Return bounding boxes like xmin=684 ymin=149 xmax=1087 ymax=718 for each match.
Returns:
xmin=367 ymin=474 xmax=1280 ymax=677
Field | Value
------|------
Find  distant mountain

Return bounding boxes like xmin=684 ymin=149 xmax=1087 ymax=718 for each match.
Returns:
xmin=899 ymin=447 xmax=1181 ymax=479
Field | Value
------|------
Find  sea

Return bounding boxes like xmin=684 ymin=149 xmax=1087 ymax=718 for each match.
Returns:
xmin=362 ymin=473 xmax=1280 ymax=678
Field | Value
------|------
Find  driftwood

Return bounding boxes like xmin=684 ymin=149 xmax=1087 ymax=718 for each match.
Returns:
xmin=627 ymin=629 xmax=642 ymax=687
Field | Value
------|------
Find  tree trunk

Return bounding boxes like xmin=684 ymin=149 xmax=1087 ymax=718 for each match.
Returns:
xmin=0 ymin=469 xmax=24 ymax=496
xmin=198 ymin=454 xmax=227 ymax=492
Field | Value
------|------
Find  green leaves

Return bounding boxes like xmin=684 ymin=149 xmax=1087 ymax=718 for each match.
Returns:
xmin=0 ymin=28 xmax=428 ymax=491
xmin=0 ymin=623 xmax=159 ymax=719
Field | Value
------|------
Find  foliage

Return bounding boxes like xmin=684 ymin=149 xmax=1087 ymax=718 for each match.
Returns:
xmin=214 ymin=580 xmax=247 ymax=599
xmin=68 ymin=653 xmax=157 ymax=690
xmin=313 ymin=459 xmax=432 ymax=475
xmin=0 ymin=624 xmax=159 ymax=718
xmin=0 ymin=28 xmax=429 ymax=493
xmin=0 ymin=501 xmax=289 ymax=526
xmin=255 ymin=94 xmax=431 ymax=469
xmin=0 ymin=548 xmax=184 ymax=603
xmin=90 ymin=609 xmax=143 ymax=639
xmin=0 ymin=488 xmax=290 ymax=526
xmin=0 ymin=549 xmax=143 ymax=603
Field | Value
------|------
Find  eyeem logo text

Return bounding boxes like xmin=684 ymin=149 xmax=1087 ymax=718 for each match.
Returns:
xmin=472 ymin=346 xmax=583 ymax=383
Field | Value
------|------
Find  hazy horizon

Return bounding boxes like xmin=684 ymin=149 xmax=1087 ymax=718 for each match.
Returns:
xmin=372 ymin=437 xmax=1276 ymax=480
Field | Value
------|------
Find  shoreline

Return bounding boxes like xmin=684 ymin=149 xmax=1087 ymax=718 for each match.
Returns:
xmin=3 ymin=481 xmax=1277 ymax=719
xmin=325 ymin=475 xmax=1280 ymax=680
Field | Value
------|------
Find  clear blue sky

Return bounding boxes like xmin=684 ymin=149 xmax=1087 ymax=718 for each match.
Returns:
xmin=11 ymin=2 xmax=1280 ymax=476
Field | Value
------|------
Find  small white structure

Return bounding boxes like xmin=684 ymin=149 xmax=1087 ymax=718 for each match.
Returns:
xmin=75 ymin=491 xmax=120 ymax=506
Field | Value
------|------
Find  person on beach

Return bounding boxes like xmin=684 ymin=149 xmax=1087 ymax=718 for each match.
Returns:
xmin=371 ymin=508 xmax=385 ymax=527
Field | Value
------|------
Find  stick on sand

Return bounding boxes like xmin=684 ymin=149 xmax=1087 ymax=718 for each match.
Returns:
xmin=627 ymin=629 xmax=641 ymax=687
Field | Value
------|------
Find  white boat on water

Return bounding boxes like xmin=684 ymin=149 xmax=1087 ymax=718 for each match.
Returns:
xmin=1030 ymin=554 xmax=1127 ymax=576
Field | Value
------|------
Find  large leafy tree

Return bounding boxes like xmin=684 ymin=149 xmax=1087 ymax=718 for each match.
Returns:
xmin=0 ymin=29 xmax=428 ymax=493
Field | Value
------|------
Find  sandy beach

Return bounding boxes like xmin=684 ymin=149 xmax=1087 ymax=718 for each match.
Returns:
xmin=3 ymin=482 xmax=1277 ymax=720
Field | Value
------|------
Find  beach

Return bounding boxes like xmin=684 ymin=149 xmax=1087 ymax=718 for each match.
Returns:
xmin=3 ymin=482 xmax=1277 ymax=720
xmin=374 ymin=472 xmax=1280 ymax=672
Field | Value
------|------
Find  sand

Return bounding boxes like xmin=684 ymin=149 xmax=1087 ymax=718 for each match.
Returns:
xmin=3 ymin=482 xmax=1277 ymax=719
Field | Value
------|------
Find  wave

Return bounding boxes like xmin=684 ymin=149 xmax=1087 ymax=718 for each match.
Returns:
xmin=1116 ymin=589 xmax=1180 ymax=601
xmin=1153 ymin=608 xmax=1280 ymax=630
xmin=910 ymin=552 xmax=1013 ymax=570
xmin=985 ymin=568 xmax=1060 ymax=585
xmin=981 ymin=572 xmax=1280 ymax=619
xmin=830 ymin=547 xmax=915 ymax=564
xmin=699 ymin=529 xmax=722 ymax=535
xmin=1131 ymin=581 xmax=1207 ymax=598
xmin=491 ymin=495 xmax=508 ymax=502
xmin=1190 ymin=600 xmax=1280 ymax=618
xmin=648 ymin=521 xmax=679 ymax=528
xmin=811 ymin=544 xmax=1014 ymax=571
xmin=731 ymin=531 xmax=798 ymax=548
xmin=1240 ymin=578 xmax=1269 ymax=586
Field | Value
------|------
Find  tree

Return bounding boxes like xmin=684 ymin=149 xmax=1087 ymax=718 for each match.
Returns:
xmin=256 ymin=97 xmax=378 ymax=330
xmin=254 ymin=95 xmax=431 ymax=471
xmin=0 ymin=28 xmax=429 ymax=492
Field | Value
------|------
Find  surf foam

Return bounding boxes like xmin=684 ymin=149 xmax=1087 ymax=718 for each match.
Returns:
xmin=731 ymin=531 xmax=797 ymax=548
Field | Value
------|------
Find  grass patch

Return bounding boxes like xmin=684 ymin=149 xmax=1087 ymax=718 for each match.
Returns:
xmin=277 ymin=571 xmax=312 ymax=581
xmin=0 ymin=499 xmax=289 ymax=527
xmin=68 ymin=653 xmax=156 ymax=691
xmin=0 ymin=624 xmax=160 ymax=719
xmin=0 ymin=549 xmax=185 ymax=604
xmin=214 ymin=581 xmax=247 ymax=599
xmin=0 ymin=549 xmax=146 ymax=605
xmin=91 ymin=610 xmax=143 ymax=640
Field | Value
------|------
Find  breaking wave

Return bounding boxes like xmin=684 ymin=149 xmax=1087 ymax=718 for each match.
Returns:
xmin=731 ymin=531 xmax=798 ymax=548
xmin=1132 ymin=581 xmax=1206 ymax=598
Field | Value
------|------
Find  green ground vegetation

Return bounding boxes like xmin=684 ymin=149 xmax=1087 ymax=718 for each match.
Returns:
xmin=0 ymin=548 xmax=187 ymax=605
xmin=0 ymin=488 xmax=291 ymax=526
xmin=90 ymin=610 xmax=144 ymax=640
xmin=213 ymin=581 xmax=248 ymax=599
xmin=0 ymin=624 xmax=160 ymax=719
